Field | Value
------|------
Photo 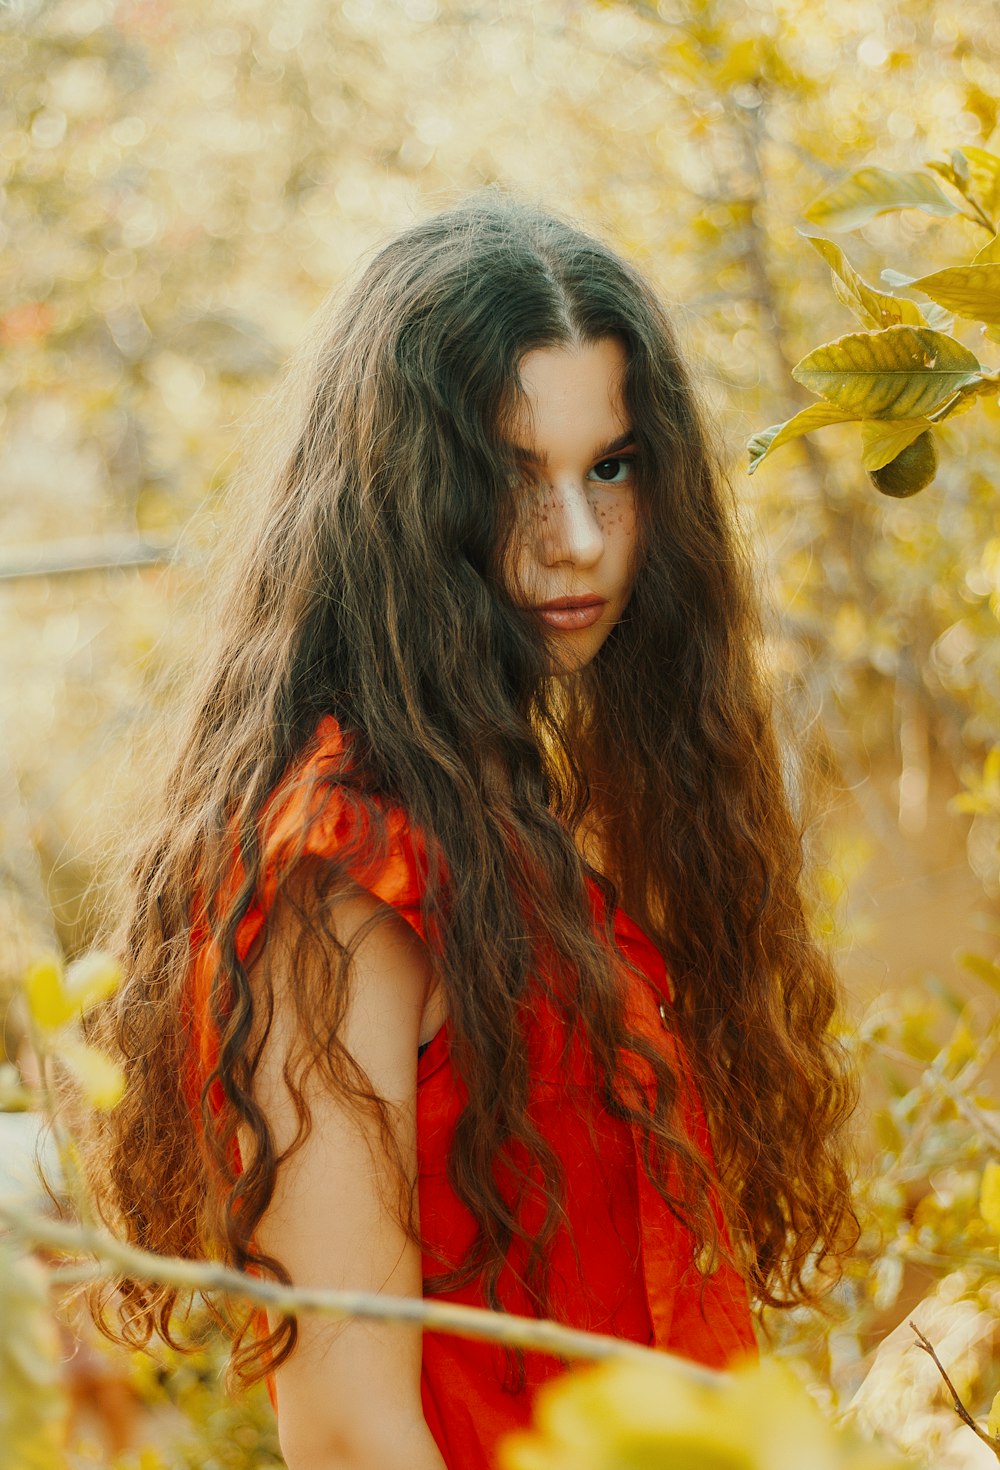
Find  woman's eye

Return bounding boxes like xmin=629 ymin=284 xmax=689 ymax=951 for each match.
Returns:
xmin=587 ymin=456 xmax=634 ymax=485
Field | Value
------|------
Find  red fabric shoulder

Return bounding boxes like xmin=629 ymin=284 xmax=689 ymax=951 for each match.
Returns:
xmin=253 ymin=714 xmax=432 ymax=944
xmin=184 ymin=715 xmax=434 ymax=1120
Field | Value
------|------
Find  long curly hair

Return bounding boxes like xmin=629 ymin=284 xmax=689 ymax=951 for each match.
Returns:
xmin=83 ymin=194 xmax=858 ymax=1381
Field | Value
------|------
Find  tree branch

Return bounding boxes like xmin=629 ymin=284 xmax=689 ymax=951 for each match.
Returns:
xmin=0 ymin=1203 xmax=721 ymax=1384
xmin=909 ymin=1320 xmax=1000 ymax=1458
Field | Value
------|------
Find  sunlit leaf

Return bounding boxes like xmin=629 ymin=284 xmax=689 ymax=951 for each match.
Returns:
xmin=802 ymin=234 xmax=926 ymax=328
xmin=63 ymin=950 xmax=122 ymax=1012
xmin=860 ymin=419 xmax=932 ymax=472
xmin=960 ymin=952 xmax=1000 ymax=994
xmin=792 ymin=328 xmax=982 ymax=418
xmin=58 ymin=1037 xmax=125 ymax=1109
xmin=980 ymin=1161 xmax=1000 ymax=1235
xmin=23 ymin=951 xmax=121 ymax=1032
xmin=747 ymin=401 xmax=858 ymax=474
xmin=927 ymin=151 xmax=972 ymax=199
xmin=922 ymin=302 xmax=954 ymax=332
xmin=804 ymin=168 xmax=959 ymax=232
xmin=0 ymin=1245 xmax=67 ymax=1470
xmin=988 ymin=1387 xmax=1000 ymax=1440
xmin=907 ymin=264 xmax=1000 ymax=325
xmin=929 ymin=370 xmax=1000 ymax=421
xmin=958 ymin=146 xmax=1000 ymax=225
xmin=24 ymin=956 xmax=76 ymax=1032
xmin=973 ymin=233 xmax=1000 ymax=265
xmin=499 ymin=1356 xmax=910 ymax=1470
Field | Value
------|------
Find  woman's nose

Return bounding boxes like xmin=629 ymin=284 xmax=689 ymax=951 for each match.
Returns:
xmin=539 ymin=480 xmax=604 ymax=568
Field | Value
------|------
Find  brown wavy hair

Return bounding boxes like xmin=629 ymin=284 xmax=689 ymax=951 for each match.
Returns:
xmin=83 ymin=193 xmax=858 ymax=1382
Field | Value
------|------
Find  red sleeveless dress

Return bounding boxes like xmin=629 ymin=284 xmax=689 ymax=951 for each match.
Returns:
xmin=185 ymin=716 xmax=756 ymax=1470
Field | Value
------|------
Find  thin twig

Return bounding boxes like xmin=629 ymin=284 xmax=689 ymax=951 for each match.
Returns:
xmin=0 ymin=1203 xmax=721 ymax=1384
xmin=909 ymin=1320 xmax=1000 ymax=1456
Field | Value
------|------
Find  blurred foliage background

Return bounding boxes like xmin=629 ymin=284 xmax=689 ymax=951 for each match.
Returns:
xmin=3 ymin=0 xmax=1000 ymax=1465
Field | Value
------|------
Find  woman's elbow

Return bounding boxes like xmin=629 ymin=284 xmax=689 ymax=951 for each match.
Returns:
xmin=279 ymin=1409 xmax=446 ymax=1470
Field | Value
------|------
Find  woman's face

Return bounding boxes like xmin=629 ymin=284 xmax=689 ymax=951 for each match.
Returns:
xmin=505 ymin=336 xmax=640 ymax=675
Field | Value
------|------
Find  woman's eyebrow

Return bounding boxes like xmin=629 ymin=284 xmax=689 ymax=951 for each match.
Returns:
xmin=507 ymin=428 xmax=637 ymax=464
xmin=593 ymin=429 xmax=637 ymax=459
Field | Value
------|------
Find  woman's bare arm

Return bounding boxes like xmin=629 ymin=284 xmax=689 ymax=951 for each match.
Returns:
xmin=248 ymin=865 xmax=447 ymax=1470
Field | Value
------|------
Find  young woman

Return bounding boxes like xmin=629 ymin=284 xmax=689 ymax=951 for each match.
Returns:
xmin=86 ymin=195 xmax=858 ymax=1470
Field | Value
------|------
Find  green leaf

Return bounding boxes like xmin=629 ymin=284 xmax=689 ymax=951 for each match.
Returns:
xmin=804 ymin=167 xmax=959 ymax=232
xmin=881 ymin=269 xmax=917 ymax=287
xmin=792 ymin=327 xmax=983 ymax=418
xmin=860 ymin=418 xmax=932 ymax=472
xmin=907 ymin=264 xmax=1000 ymax=325
xmin=802 ymin=234 xmax=926 ymax=328
xmin=747 ymin=401 xmax=858 ymax=474
xmin=972 ymin=232 xmax=1000 ymax=264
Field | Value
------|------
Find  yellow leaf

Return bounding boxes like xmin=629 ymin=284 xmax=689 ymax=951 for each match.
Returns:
xmin=22 ymin=951 xmax=121 ymax=1034
xmin=804 ymin=167 xmax=959 ymax=233
xmin=0 ymin=1244 xmax=67 ymax=1469
xmin=499 ymin=1356 xmax=909 ymax=1470
xmin=909 ymin=264 xmax=1000 ymax=326
xmin=980 ymin=1161 xmax=1000 ymax=1235
xmin=960 ymin=951 xmax=1000 ymax=994
xmin=803 ymin=235 xmax=926 ymax=329
xmin=959 ymin=146 xmax=1000 ymax=224
xmin=987 ymin=1387 xmax=1000 ymax=1439
xmin=747 ymin=402 xmax=857 ymax=474
xmin=57 ymin=1038 xmax=125 ymax=1110
xmin=63 ymin=950 xmax=121 ymax=1013
xmin=973 ymin=233 xmax=1000 ymax=265
xmin=860 ymin=419 xmax=932 ymax=472
xmin=23 ymin=957 xmax=76 ymax=1032
xmin=792 ymin=328 xmax=982 ymax=419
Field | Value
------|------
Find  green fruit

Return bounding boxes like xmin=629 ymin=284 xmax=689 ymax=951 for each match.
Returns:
xmin=868 ymin=430 xmax=938 ymax=498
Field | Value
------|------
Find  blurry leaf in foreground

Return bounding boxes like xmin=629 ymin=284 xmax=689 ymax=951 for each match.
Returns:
xmin=57 ymin=1038 xmax=125 ymax=1110
xmin=499 ymin=1356 xmax=909 ymax=1470
xmin=988 ymin=1388 xmax=1000 ymax=1440
xmin=979 ymin=1161 xmax=1000 ymax=1236
xmin=804 ymin=168 xmax=959 ymax=232
xmin=959 ymin=952 xmax=1000 ymax=993
xmin=23 ymin=952 xmax=121 ymax=1034
xmin=0 ymin=1243 xmax=67 ymax=1470
xmin=792 ymin=328 xmax=982 ymax=419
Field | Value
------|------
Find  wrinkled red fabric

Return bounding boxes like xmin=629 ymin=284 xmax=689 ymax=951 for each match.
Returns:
xmin=185 ymin=716 xmax=757 ymax=1470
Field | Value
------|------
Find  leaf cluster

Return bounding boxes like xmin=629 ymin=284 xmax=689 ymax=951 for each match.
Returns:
xmin=749 ymin=147 xmax=1000 ymax=496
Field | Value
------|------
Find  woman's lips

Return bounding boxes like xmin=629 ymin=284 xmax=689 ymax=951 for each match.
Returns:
xmin=533 ymin=597 xmax=607 ymax=630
